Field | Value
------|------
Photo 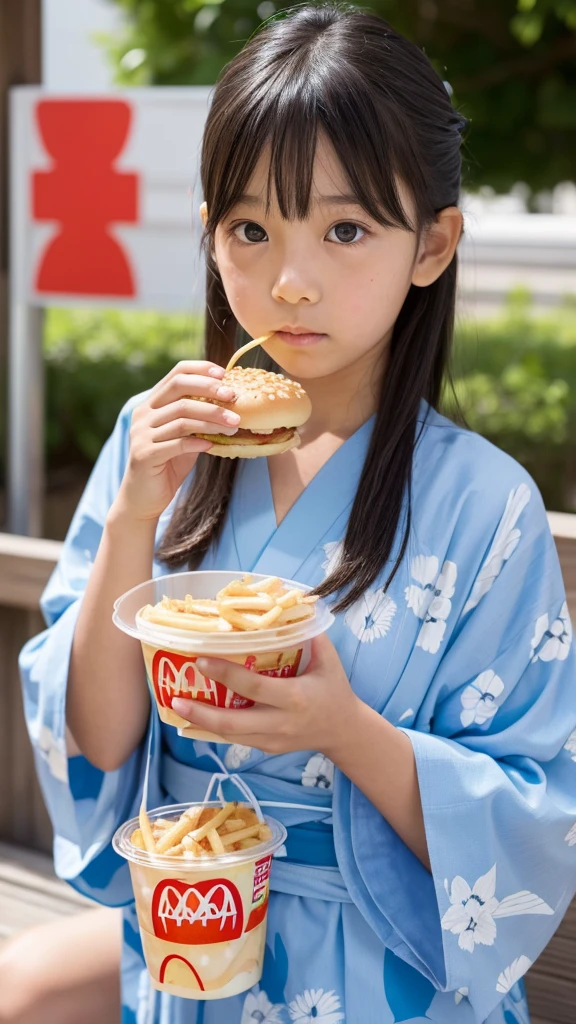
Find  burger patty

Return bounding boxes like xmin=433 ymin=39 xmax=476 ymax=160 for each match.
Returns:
xmin=196 ymin=427 xmax=295 ymax=446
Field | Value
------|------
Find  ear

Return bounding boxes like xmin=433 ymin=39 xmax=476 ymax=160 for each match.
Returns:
xmin=200 ymin=201 xmax=208 ymax=227
xmin=411 ymin=207 xmax=463 ymax=288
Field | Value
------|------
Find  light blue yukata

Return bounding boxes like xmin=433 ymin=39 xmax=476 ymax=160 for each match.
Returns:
xmin=20 ymin=395 xmax=576 ymax=1024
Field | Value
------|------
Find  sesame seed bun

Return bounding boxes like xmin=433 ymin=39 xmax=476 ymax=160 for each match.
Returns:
xmin=192 ymin=366 xmax=312 ymax=459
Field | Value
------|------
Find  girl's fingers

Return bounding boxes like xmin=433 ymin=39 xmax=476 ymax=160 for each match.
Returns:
xmin=149 ymin=398 xmax=240 ymax=433
xmin=149 ymin=371 xmax=235 ymax=410
xmin=148 ymin=360 xmax=225 ymax=399
xmin=131 ymin=435 xmax=212 ymax=466
xmin=194 ymin=657 xmax=294 ymax=709
xmin=151 ymin=417 xmax=238 ymax=444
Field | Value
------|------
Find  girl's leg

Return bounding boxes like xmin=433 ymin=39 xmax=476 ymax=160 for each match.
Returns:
xmin=0 ymin=907 xmax=121 ymax=1024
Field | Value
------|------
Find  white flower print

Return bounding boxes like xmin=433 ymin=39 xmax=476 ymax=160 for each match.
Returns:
xmin=441 ymin=864 xmax=553 ymax=953
xmin=242 ymin=987 xmax=284 ymax=1024
xmin=464 ymin=484 xmax=531 ymax=613
xmin=405 ymin=555 xmax=457 ymax=654
xmin=344 ymin=588 xmax=397 ymax=643
xmin=225 ymin=744 xmax=253 ymax=770
xmin=37 ymin=724 xmax=68 ymax=784
xmin=460 ymin=670 xmax=505 ymax=728
xmin=398 ymin=708 xmax=414 ymax=724
xmin=565 ymin=823 xmax=576 ymax=846
xmin=496 ymin=956 xmax=532 ymax=994
xmin=288 ymin=988 xmax=344 ymax=1024
xmin=530 ymin=602 xmax=573 ymax=663
xmin=564 ymin=729 xmax=576 ymax=762
xmin=302 ymin=753 xmax=334 ymax=790
xmin=322 ymin=541 xmax=343 ymax=577
xmin=454 ymin=987 xmax=469 ymax=1005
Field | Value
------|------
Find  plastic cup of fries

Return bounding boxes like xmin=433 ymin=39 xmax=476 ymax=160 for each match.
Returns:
xmin=113 ymin=571 xmax=334 ymax=743
xmin=113 ymin=800 xmax=286 ymax=1000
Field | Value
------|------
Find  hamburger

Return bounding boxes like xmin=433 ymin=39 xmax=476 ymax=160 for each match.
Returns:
xmin=194 ymin=366 xmax=312 ymax=458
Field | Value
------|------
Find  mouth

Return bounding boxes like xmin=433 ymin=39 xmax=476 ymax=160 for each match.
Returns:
xmin=274 ymin=327 xmax=327 ymax=347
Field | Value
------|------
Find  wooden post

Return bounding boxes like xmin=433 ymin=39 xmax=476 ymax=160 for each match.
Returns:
xmin=0 ymin=0 xmax=42 ymax=531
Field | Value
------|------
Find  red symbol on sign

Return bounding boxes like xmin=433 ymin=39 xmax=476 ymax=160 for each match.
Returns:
xmin=32 ymin=100 xmax=139 ymax=296
xmin=152 ymin=878 xmax=244 ymax=945
xmin=159 ymin=954 xmax=205 ymax=990
xmin=152 ymin=650 xmax=254 ymax=710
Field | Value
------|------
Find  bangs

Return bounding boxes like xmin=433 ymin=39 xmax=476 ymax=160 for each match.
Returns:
xmin=202 ymin=38 xmax=419 ymax=234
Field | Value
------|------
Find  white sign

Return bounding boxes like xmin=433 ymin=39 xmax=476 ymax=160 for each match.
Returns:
xmin=11 ymin=87 xmax=212 ymax=311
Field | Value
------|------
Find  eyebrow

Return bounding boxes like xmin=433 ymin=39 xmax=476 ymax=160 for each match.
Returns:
xmin=233 ymin=193 xmax=365 ymax=208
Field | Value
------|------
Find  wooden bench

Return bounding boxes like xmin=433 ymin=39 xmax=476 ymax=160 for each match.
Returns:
xmin=0 ymin=523 xmax=575 ymax=1021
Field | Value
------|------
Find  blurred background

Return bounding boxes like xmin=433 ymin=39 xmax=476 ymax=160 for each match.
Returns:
xmin=0 ymin=3 xmax=575 ymax=1023
xmin=2 ymin=0 xmax=576 ymax=538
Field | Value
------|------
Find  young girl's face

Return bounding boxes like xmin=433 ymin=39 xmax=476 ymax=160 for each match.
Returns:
xmin=212 ymin=136 xmax=428 ymax=381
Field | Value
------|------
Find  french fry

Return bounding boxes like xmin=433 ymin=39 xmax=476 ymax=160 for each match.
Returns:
xmin=276 ymin=589 xmax=303 ymax=609
xmin=130 ymin=828 xmax=146 ymax=850
xmin=188 ymin=802 xmax=237 ymax=843
xmin=217 ymin=607 xmax=266 ymax=631
xmin=207 ymin=828 xmax=225 ymax=855
xmin=143 ymin=607 xmax=234 ymax=633
xmin=182 ymin=834 xmax=206 ymax=857
xmin=219 ymin=595 xmax=275 ymax=611
xmin=220 ymin=823 xmax=262 ymax=846
xmin=142 ymin=574 xmax=318 ymax=634
xmin=131 ymin=802 xmax=273 ymax=859
xmin=139 ymin=806 xmax=156 ymax=854
xmin=218 ymin=579 xmax=256 ymax=597
xmin=246 ymin=576 xmax=284 ymax=594
xmin=276 ymin=604 xmax=315 ymax=625
xmin=155 ymin=805 xmax=204 ymax=854
xmin=255 ymin=605 xmax=285 ymax=629
xmin=164 ymin=842 xmax=185 ymax=857
xmin=226 ymin=334 xmax=272 ymax=372
xmin=221 ymin=818 xmax=248 ymax=833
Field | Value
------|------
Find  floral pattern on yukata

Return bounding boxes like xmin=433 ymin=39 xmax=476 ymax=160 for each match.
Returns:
xmin=405 ymin=555 xmax=457 ymax=654
xmin=441 ymin=864 xmax=553 ymax=952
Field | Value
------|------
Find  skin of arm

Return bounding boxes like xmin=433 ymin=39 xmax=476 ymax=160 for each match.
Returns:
xmin=66 ymin=504 xmax=157 ymax=773
xmin=66 ymin=359 xmax=240 ymax=773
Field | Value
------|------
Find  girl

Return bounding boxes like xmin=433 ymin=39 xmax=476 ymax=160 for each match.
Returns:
xmin=20 ymin=6 xmax=576 ymax=1024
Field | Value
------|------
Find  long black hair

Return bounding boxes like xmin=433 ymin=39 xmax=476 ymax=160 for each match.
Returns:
xmin=157 ymin=3 xmax=467 ymax=612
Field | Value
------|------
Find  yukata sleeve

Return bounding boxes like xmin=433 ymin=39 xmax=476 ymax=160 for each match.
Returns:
xmin=335 ymin=484 xmax=576 ymax=1022
xmin=18 ymin=396 xmax=153 ymax=906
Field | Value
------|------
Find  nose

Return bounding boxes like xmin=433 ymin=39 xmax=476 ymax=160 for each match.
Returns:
xmin=271 ymin=252 xmax=321 ymax=306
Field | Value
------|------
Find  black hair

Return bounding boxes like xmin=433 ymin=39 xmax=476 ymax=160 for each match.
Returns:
xmin=157 ymin=3 xmax=467 ymax=612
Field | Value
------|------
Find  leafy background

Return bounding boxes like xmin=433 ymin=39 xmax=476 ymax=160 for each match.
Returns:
xmin=100 ymin=0 xmax=576 ymax=191
xmin=19 ymin=0 xmax=576 ymax=534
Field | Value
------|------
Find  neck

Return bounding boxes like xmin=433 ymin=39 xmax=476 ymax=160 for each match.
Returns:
xmin=296 ymin=338 xmax=388 ymax=440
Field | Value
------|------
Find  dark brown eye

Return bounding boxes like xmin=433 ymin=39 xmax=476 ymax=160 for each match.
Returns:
xmin=328 ymin=222 xmax=364 ymax=243
xmin=236 ymin=222 xmax=268 ymax=243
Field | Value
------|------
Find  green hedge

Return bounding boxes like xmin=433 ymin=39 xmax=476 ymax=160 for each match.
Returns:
xmin=42 ymin=292 xmax=576 ymax=510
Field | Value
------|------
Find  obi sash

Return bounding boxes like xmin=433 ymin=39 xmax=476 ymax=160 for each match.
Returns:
xmin=160 ymin=753 xmax=351 ymax=905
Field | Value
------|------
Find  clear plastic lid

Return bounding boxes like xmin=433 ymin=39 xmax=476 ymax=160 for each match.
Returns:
xmin=113 ymin=570 xmax=334 ymax=654
xmin=113 ymin=801 xmax=287 ymax=870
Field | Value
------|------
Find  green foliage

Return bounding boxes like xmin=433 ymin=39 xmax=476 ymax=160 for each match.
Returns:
xmin=100 ymin=0 xmax=576 ymax=190
xmin=44 ymin=308 xmax=203 ymax=464
xmin=445 ymin=290 xmax=576 ymax=509
xmin=42 ymin=293 xmax=576 ymax=511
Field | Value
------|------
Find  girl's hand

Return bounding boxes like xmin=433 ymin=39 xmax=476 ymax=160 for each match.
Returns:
xmin=113 ymin=361 xmax=241 ymax=522
xmin=172 ymin=633 xmax=362 ymax=759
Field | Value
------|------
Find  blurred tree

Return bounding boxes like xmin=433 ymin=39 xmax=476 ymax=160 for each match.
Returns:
xmin=101 ymin=0 xmax=576 ymax=191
